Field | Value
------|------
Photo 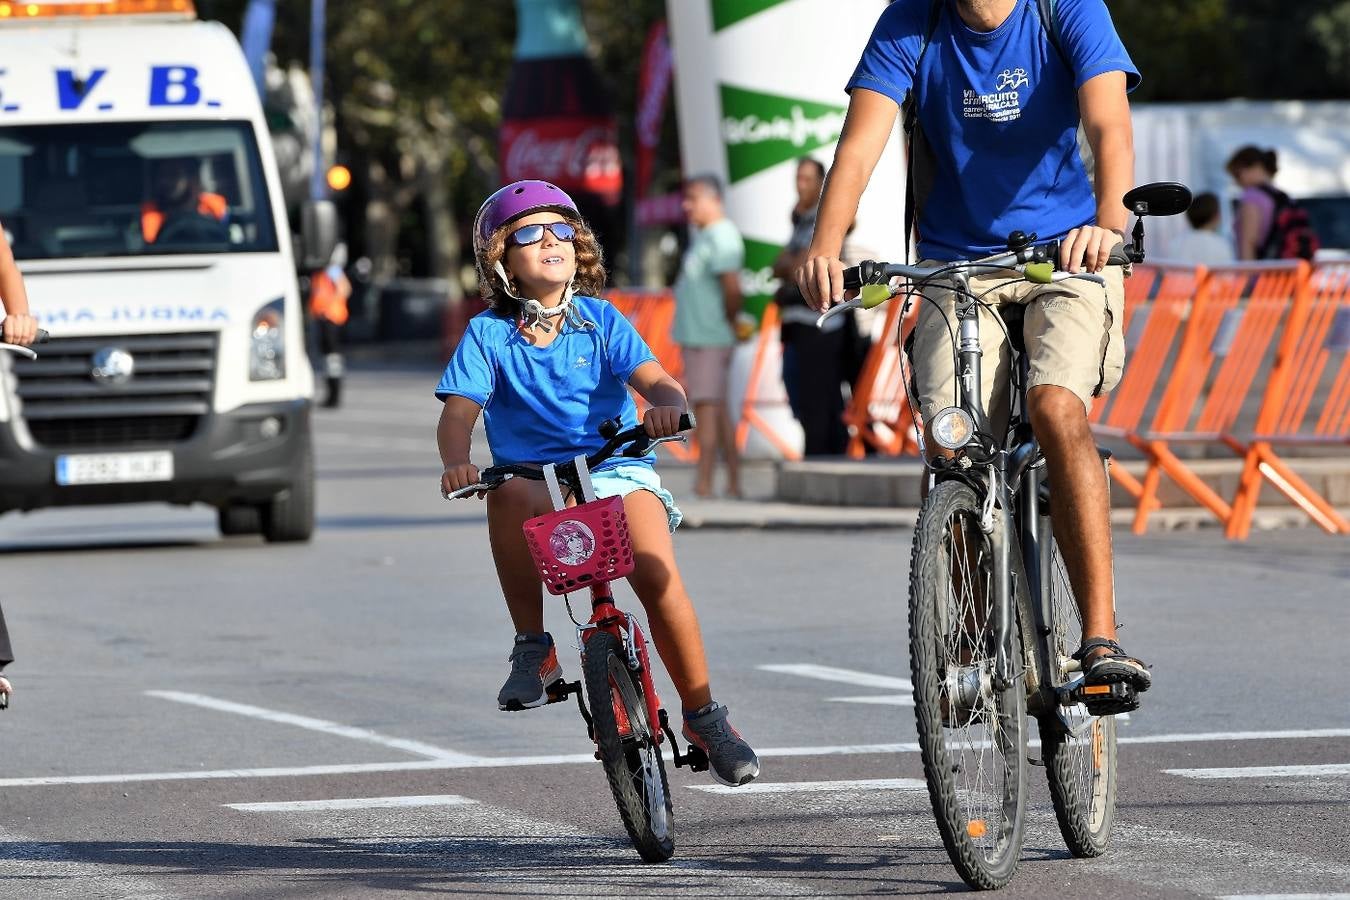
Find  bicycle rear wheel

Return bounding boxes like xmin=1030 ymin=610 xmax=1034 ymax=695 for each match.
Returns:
xmin=909 ymin=480 xmax=1028 ymax=890
xmin=582 ymin=629 xmax=674 ymax=863
xmin=1039 ymin=523 xmax=1118 ymax=857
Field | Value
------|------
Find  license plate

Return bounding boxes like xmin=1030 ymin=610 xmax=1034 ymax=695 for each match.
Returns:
xmin=55 ymin=451 xmax=174 ymax=486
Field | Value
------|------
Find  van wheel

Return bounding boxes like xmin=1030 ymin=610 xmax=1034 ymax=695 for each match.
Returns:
xmin=218 ymin=504 xmax=263 ymax=536
xmin=262 ymin=440 xmax=315 ymax=543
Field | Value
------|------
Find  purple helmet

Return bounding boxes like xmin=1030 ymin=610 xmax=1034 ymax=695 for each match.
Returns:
xmin=472 ymin=180 xmax=579 ymax=259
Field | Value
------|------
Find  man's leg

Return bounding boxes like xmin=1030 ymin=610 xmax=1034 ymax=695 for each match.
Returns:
xmin=1027 ymin=385 xmax=1116 ymax=644
xmin=693 ymin=400 xmax=719 ymax=497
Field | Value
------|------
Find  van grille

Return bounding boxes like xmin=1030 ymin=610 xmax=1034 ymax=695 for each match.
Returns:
xmin=11 ymin=332 xmax=216 ymax=449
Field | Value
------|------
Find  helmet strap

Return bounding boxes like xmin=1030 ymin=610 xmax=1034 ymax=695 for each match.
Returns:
xmin=494 ymin=262 xmax=593 ymax=334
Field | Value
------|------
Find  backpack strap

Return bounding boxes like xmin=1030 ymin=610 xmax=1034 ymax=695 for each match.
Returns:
xmin=1254 ymin=183 xmax=1292 ymax=259
xmin=901 ymin=0 xmax=945 ymax=264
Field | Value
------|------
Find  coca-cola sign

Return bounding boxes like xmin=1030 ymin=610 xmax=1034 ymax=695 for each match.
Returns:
xmin=501 ymin=117 xmax=622 ymax=204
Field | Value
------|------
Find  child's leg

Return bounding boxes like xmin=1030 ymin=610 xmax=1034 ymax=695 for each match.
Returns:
xmin=485 ymin=478 xmax=550 ymax=632
xmin=622 ymin=489 xmax=713 ymax=712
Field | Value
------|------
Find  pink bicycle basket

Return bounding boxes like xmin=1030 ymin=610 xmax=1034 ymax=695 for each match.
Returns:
xmin=523 ymin=495 xmax=635 ymax=595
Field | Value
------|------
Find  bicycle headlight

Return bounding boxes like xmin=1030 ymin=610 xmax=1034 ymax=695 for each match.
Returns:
xmin=930 ymin=406 xmax=975 ymax=451
xmin=249 ymin=298 xmax=286 ymax=381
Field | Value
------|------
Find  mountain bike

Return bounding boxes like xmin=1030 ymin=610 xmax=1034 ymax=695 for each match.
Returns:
xmin=444 ymin=415 xmax=707 ymax=863
xmin=0 ymin=325 xmax=49 ymax=710
xmin=819 ymin=184 xmax=1191 ymax=889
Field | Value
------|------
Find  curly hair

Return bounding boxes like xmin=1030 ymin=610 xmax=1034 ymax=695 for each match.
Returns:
xmin=479 ymin=212 xmax=607 ymax=316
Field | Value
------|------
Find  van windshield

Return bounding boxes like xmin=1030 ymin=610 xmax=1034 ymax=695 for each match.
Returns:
xmin=0 ymin=121 xmax=278 ymax=261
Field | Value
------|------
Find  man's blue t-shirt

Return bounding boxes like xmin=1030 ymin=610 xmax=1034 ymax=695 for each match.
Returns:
xmin=848 ymin=0 xmax=1140 ymax=260
xmin=435 ymin=295 xmax=658 ymax=470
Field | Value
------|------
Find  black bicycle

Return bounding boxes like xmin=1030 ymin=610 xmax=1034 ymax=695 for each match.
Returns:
xmin=819 ymin=184 xmax=1191 ymax=888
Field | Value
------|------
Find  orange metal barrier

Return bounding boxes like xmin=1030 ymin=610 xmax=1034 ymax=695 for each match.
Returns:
xmin=844 ymin=299 xmax=922 ymax=458
xmin=605 ymin=290 xmax=692 ymax=461
xmin=734 ymin=303 xmax=802 ymax=459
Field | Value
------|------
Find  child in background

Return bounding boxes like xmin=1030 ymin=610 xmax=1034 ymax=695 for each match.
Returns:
xmin=435 ymin=181 xmax=759 ymax=787
xmin=1169 ymin=191 xmax=1234 ymax=266
xmin=0 ymin=218 xmax=42 ymax=707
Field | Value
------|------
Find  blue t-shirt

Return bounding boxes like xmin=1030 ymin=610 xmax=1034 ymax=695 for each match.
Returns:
xmin=435 ymin=295 xmax=659 ymax=471
xmin=848 ymin=0 xmax=1140 ymax=260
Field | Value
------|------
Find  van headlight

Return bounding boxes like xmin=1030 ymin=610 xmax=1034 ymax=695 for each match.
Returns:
xmin=249 ymin=298 xmax=286 ymax=381
xmin=930 ymin=406 xmax=976 ymax=450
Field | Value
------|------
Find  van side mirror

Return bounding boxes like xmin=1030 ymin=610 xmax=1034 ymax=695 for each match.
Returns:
xmin=299 ymin=199 xmax=338 ymax=271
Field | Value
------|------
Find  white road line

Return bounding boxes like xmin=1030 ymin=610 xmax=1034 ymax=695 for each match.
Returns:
xmin=316 ymin=432 xmax=430 ymax=454
xmin=690 ymin=777 xmax=927 ymax=795
xmin=226 ymin=794 xmax=478 ymax=813
xmin=759 ymin=663 xmax=912 ymax=692
xmin=826 ymin=694 xmax=915 ymax=706
xmin=4 ymin=727 xmax=1348 ymax=788
xmin=1220 ymin=894 xmax=1350 ymax=900
xmin=1165 ymin=763 xmax=1350 ymax=780
xmin=145 ymin=691 xmax=474 ymax=762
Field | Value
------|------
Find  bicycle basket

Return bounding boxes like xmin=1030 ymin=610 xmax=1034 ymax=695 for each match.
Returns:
xmin=523 ymin=495 xmax=635 ymax=595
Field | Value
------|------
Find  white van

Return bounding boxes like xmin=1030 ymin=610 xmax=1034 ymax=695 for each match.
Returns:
xmin=0 ymin=0 xmax=335 ymax=542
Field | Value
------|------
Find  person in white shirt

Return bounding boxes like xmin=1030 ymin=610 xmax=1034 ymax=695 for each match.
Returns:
xmin=1169 ymin=191 xmax=1234 ymax=266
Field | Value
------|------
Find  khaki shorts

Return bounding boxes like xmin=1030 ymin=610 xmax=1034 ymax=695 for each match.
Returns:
xmin=679 ymin=345 xmax=733 ymax=404
xmin=909 ymin=262 xmax=1126 ymax=437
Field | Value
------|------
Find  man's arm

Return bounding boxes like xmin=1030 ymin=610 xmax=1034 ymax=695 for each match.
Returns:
xmin=718 ymin=270 xmax=742 ymax=325
xmin=797 ymin=89 xmax=898 ymax=309
xmin=1064 ymin=70 xmax=1134 ymax=273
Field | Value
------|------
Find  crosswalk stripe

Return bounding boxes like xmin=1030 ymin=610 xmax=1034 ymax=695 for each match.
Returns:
xmin=226 ymin=794 xmax=478 ymax=813
xmin=690 ymin=777 xmax=928 ymax=795
xmin=1165 ymin=763 xmax=1350 ymax=780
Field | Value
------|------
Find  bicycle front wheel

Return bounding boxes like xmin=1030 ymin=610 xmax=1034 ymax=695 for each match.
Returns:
xmin=909 ymin=480 xmax=1028 ymax=890
xmin=582 ymin=629 xmax=674 ymax=863
xmin=1040 ymin=524 xmax=1118 ymax=857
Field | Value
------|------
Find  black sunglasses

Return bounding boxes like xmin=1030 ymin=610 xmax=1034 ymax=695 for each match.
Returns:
xmin=507 ymin=221 xmax=577 ymax=247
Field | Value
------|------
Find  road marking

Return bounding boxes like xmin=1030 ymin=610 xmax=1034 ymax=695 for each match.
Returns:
xmin=4 ymin=727 xmax=1348 ymax=788
xmin=759 ymin=663 xmax=912 ymax=691
xmin=1165 ymin=763 xmax=1350 ymax=780
xmin=690 ymin=777 xmax=927 ymax=795
xmin=225 ymin=794 xmax=478 ymax=813
xmin=145 ymin=691 xmax=474 ymax=762
xmin=826 ymin=694 xmax=915 ymax=706
xmin=316 ymin=431 xmax=430 ymax=454
xmin=1220 ymin=895 xmax=1350 ymax=900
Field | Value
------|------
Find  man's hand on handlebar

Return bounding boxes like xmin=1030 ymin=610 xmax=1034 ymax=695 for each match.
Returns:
xmin=441 ymin=462 xmax=482 ymax=500
xmin=795 ymin=254 xmax=849 ymax=312
xmin=1 ymin=314 xmax=39 ymax=346
xmin=1059 ymin=225 xmax=1124 ymax=275
xmin=643 ymin=406 xmax=686 ymax=440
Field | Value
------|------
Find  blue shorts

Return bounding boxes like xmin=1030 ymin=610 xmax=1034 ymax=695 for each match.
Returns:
xmin=590 ymin=464 xmax=683 ymax=533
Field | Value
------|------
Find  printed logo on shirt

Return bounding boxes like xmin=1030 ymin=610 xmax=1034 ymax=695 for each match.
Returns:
xmin=963 ymin=69 xmax=1029 ymax=123
xmin=574 ymin=355 xmax=591 ymax=369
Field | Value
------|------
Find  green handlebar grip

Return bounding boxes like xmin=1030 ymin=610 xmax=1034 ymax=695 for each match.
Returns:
xmin=860 ymin=283 xmax=892 ymax=309
xmin=1024 ymin=262 xmax=1054 ymax=284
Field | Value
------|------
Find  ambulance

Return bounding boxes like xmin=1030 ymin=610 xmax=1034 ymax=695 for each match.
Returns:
xmin=0 ymin=0 xmax=335 ymax=542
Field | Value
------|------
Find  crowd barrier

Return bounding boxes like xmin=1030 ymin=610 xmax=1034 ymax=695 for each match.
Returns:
xmin=839 ymin=261 xmax=1350 ymax=538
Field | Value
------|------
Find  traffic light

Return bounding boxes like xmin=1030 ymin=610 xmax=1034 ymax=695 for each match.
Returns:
xmin=326 ymin=164 xmax=352 ymax=192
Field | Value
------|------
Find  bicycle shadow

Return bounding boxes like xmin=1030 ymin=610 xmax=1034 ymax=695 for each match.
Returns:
xmin=0 ymin=835 xmax=969 ymax=896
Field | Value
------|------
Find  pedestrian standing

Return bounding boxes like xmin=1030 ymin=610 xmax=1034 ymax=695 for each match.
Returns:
xmin=310 ymin=243 xmax=351 ymax=408
xmin=0 ymin=216 xmax=41 ymax=707
xmin=673 ymin=175 xmax=745 ymax=499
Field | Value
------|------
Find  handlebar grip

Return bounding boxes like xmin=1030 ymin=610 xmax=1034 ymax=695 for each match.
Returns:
xmin=34 ymin=329 xmax=49 ymax=344
xmin=678 ymin=412 xmax=696 ymax=432
xmin=842 ymin=267 xmax=862 ymax=291
xmin=1107 ymin=245 xmax=1134 ymax=267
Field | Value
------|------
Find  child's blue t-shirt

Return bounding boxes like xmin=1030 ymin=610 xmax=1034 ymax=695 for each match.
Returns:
xmin=435 ymin=295 xmax=658 ymax=471
xmin=847 ymin=0 xmax=1140 ymax=261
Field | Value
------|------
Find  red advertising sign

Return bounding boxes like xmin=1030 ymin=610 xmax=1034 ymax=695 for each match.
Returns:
xmin=635 ymin=21 xmax=674 ymax=197
xmin=500 ymin=117 xmax=622 ymax=205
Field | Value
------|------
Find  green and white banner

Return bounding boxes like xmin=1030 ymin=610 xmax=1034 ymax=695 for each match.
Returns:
xmin=668 ymin=0 xmax=902 ymax=319
xmin=667 ymin=0 xmax=902 ymax=458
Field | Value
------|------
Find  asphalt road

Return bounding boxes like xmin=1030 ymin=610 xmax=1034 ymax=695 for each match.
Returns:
xmin=0 ymin=366 xmax=1346 ymax=899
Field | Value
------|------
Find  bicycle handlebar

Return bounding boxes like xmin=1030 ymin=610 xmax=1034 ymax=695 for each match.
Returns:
xmin=444 ymin=413 xmax=697 ymax=500
xmin=0 ymin=328 xmax=50 ymax=360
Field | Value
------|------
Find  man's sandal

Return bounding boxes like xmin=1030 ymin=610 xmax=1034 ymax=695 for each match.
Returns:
xmin=1072 ymin=637 xmax=1151 ymax=715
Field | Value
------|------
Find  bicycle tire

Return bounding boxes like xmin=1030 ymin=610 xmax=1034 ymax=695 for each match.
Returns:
xmin=909 ymin=480 xmax=1028 ymax=890
xmin=1039 ymin=521 xmax=1118 ymax=857
xmin=582 ymin=629 xmax=674 ymax=863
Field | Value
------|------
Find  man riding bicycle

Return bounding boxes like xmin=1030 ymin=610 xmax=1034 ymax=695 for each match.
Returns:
xmin=797 ymin=0 xmax=1150 ymax=699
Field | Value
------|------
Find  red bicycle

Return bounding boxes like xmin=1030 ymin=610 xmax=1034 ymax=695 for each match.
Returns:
xmin=445 ymin=415 xmax=708 ymax=862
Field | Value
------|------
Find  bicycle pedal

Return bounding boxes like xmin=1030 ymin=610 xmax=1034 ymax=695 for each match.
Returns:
xmin=1075 ymin=681 xmax=1139 ymax=716
xmin=545 ymin=679 xmax=580 ymax=704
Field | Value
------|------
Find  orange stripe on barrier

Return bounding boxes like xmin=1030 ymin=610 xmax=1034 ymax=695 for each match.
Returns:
xmin=605 ymin=290 xmax=692 ymax=462
xmin=842 ymin=298 xmax=922 ymax=459
xmin=735 ymin=304 xmax=801 ymax=460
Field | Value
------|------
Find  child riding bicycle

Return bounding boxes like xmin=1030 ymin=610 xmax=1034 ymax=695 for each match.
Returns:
xmin=435 ymin=180 xmax=759 ymax=787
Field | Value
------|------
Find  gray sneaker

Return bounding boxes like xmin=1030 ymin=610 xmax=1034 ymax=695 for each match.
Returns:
xmin=497 ymin=633 xmax=564 ymax=711
xmin=682 ymin=702 xmax=760 ymax=787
